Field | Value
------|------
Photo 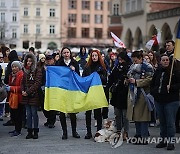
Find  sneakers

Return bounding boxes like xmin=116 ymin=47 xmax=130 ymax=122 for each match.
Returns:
xmin=10 ymin=131 xmax=21 ymax=137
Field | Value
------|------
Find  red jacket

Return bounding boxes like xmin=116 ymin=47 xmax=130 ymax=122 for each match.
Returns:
xmin=9 ymin=70 xmax=24 ymax=104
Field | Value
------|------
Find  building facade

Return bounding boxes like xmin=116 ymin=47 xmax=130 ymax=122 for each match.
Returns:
xmin=20 ymin=0 xmax=61 ymax=51
xmin=61 ymin=0 xmax=112 ymax=50
xmin=119 ymin=0 xmax=180 ymax=50
xmin=108 ymin=0 xmax=123 ymax=40
xmin=0 ymin=0 xmax=20 ymax=49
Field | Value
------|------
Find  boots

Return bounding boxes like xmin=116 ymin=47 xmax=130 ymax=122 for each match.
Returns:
xmin=59 ymin=114 xmax=68 ymax=140
xmin=70 ymin=113 xmax=80 ymax=138
xmin=85 ymin=114 xmax=92 ymax=139
xmin=26 ymin=128 xmax=33 ymax=139
xmin=33 ymin=128 xmax=39 ymax=139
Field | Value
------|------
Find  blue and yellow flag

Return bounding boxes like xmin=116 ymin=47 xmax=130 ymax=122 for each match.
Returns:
xmin=44 ymin=66 xmax=108 ymax=113
xmin=174 ymin=19 xmax=180 ymax=60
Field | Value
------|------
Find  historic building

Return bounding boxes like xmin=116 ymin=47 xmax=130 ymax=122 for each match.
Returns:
xmin=116 ymin=0 xmax=180 ymax=50
xmin=60 ymin=0 xmax=112 ymax=50
xmin=20 ymin=0 xmax=61 ymax=51
xmin=0 ymin=0 xmax=20 ymax=49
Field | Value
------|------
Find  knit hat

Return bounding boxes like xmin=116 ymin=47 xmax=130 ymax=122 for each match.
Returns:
xmin=11 ymin=61 xmax=23 ymax=70
xmin=39 ymin=54 xmax=46 ymax=60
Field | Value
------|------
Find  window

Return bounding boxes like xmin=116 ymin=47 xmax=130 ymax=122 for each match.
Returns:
xmin=68 ymin=0 xmax=76 ymax=9
xmin=82 ymin=28 xmax=89 ymax=38
xmin=95 ymin=1 xmax=103 ymax=10
xmin=49 ymin=8 xmax=55 ymax=17
xmin=95 ymin=14 xmax=103 ymax=24
xmin=12 ymin=0 xmax=17 ymax=7
xmin=35 ymin=41 xmax=41 ymax=49
xmin=0 ymin=0 xmax=5 ymax=7
xmin=94 ymin=28 xmax=102 ymax=38
xmin=24 ymin=24 xmax=28 ymax=34
xmin=0 ymin=12 xmax=5 ymax=22
xmin=12 ymin=29 xmax=17 ymax=39
xmin=68 ymin=14 xmax=76 ymax=23
xmin=23 ymin=41 xmax=29 ymax=49
xmin=36 ymin=8 xmax=40 ymax=16
xmin=137 ymin=0 xmax=142 ymax=10
xmin=68 ymin=28 xmax=76 ymax=38
xmin=82 ymin=1 xmax=90 ymax=10
xmin=49 ymin=25 xmax=55 ymax=34
xmin=126 ymin=0 xmax=130 ymax=13
xmin=12 ymin=13 xmax=17 ymax=22
xmin=82 ymin=14 xmax=90 ymax=23
xmin=0 ymin=31 xmax=5 ymax=39
xmin=131 ymin=0 xmax=136 ymax=12
xmin=24 ymin=8 xmax=28 ymax=16
xmin=36 ymin=24 xmax=40 ymax=34
xmin=113 ymin=4 xmax=119 ymax=15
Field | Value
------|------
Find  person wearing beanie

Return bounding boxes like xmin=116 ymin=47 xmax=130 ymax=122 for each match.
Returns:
xmin=11 ymin=61 xmax=23 ymax=70
xmin=39 ymin=54 xmax=46 ymax=61
xmin=5 ymin=60 xmax=24 ymax=137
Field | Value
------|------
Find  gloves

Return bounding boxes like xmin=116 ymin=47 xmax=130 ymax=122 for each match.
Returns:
xmin=5 ymin=86 xmax=10 ymax=91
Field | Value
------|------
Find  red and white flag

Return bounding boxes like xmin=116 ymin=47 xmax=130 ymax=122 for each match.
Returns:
xmin=110 ymin=32 xmax=126 ymax=48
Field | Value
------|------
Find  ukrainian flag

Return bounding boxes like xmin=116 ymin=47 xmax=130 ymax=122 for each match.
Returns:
xmin=174 ymin=19 xmax=180 ymax=60
xmin=44 ymin=66 xmax=108 ymax=113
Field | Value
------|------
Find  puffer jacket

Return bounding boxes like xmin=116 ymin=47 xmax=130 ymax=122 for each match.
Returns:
xmin=21 ymin=53 xmax=42 ymax=106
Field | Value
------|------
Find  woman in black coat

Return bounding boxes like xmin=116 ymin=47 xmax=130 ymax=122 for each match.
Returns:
xmin=82 ymin=49 xmax=107 ymax=139
xmin=56 ymin=47 xmax=80 ymax=140
xmin=108 ymin=51 xmax=131 ymax=140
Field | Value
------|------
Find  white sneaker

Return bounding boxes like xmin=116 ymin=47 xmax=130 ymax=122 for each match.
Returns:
xmin=94 ymin=120 xmax=97 ymax=127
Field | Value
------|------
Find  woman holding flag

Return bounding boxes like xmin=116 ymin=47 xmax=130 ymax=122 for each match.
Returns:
xmin=150 ymin=54 xmax=180 ymax=150
xmin=82 ymin=49 xmax=108 ymax=139
xmin=56 ymin=47 xmax=80 ymax=140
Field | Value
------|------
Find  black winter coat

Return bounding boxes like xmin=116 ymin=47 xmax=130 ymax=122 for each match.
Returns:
xmin=150 ymin=66 xmax=180 ymax=103
xmin=56 ymin=59 xmax=80 ymax=75
xmin=108 ymin=62 xmax=129 ymax=109
xmin=82 ymin=62 xmax=107 ymax=86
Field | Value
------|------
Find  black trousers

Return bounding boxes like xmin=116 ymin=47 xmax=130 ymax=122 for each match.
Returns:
xmin=86 ymin=108 xmax=102 ymax=132
xmin=39 ymin=88 xmax=56 ymax=125
xmin=94 ymin=87 xmax=109 ymax=120
xmin=11 ymin=104 xmax=23 ymax=133
xmin=59 ymin=112 xmax=77 ymax=133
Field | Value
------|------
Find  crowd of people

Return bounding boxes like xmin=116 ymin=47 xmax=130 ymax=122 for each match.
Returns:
xmin=0 ymin=40 xmax=180 ymax=150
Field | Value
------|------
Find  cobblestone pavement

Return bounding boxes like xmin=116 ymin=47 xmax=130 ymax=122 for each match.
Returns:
xmin=0 ymin=106 xmax=180 ymax=154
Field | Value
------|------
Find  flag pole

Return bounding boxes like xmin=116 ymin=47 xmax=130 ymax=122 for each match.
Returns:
xmin=168 ymin=58 xmax=175 ymax=88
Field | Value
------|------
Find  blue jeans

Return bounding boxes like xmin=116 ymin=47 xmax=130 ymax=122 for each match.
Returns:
xmin=25 ymin=104 xmax=39 ymax=129
xmin=135 ymin=121 xmax=149 ymax=137
xmin=155 ymin=101 xmax=179 ymax=138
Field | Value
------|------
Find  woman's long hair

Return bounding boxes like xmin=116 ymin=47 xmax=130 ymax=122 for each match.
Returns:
xmin=86 ymin=49 xmax=106 ymax=70
xmin=147 ymin=50 xmax=158 ymax=67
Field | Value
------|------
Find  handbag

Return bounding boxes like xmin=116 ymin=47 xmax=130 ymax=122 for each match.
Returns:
xmin=9 ymin=89 xmax=19 ymax=109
